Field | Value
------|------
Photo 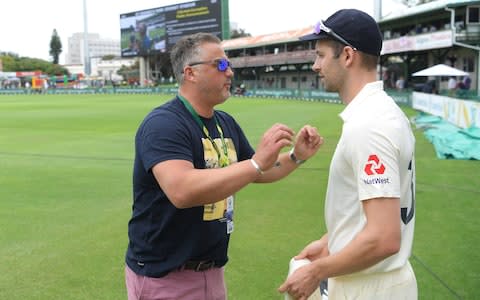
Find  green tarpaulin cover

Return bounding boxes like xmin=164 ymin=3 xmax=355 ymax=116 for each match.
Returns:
xmin=413 ymin=113 xmax=480 ymax=160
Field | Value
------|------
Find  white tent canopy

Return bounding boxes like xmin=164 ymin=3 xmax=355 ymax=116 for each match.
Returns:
xmin=412 ymin=64 xmax=469 ymax=77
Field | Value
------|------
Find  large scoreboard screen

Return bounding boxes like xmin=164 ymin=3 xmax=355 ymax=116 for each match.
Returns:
xmin=120 ymin=0 xmax=223 ymax=57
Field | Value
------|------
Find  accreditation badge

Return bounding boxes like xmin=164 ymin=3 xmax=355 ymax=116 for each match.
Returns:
xmin=225 ymin=195 xmax=234 ymax=234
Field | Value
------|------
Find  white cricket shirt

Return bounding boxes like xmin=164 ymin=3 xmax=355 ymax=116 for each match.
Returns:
xmin=325 ymin=81 xmax=416 ymax=275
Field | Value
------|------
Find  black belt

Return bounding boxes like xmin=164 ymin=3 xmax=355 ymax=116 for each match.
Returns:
xmin=179 ymin=260 xmax=218 ymax=272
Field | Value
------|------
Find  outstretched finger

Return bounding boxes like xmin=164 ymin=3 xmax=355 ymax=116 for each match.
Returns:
xmin=294 ymin=249 xmax=309 ymax=260
xmin=278 ymin=281 xmax=289 ymax=293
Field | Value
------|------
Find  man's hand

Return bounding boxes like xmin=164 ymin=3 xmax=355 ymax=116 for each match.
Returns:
xmin=278 ymin=263 xmax=322 ymax=300
xmin=295 ymin=238 xmax=329 ymax=261
xmin=279 ymin=237 xmax=329 ymax=299
xmin=292 ymin=125 xmax=323 ymax=161
xmin=252 ymin=123 xmax=294 ymax=170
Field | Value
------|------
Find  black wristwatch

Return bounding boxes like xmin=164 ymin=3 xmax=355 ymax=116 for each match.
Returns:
xmin=289 ymin=148 xmax=306 ymax=165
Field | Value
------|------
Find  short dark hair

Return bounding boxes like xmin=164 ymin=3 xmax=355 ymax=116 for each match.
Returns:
xmin=361 ymin=53 xmax=379 ymax=71
xmin=328 ymin=39 xmax=378 ymax=70
xmin=170 ymin=33 xmax=221 ymax=83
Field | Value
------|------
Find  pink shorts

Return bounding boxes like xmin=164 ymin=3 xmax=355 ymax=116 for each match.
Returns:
xmin=125 ymin=264 xmax=226 ymax=300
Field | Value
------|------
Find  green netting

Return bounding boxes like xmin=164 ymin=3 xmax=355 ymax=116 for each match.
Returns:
xmin=413 ymin=113 xmax=480 ymax=160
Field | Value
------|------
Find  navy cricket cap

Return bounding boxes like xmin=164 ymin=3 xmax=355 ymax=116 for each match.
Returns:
xmin=300 ymin=9 xmax=383 ymax=57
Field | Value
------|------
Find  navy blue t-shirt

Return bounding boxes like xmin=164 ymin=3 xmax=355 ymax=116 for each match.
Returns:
xmin=126 ymin=96 xmax=255 ymax=277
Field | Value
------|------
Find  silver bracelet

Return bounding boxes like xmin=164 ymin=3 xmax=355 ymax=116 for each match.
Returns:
xmin=250 ymin=159 xmax=264 ymax=174
xmin=289 ymin=148 xmax=306 ymax=165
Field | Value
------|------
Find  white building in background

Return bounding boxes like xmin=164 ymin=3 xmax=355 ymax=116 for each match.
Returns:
xmin=65 ymin=32 xmax=135 ymax=81
xmin=95 ymin=57 xmax=136 ymax=81
xmin=64 ymin=57 xmax=136 ymax=82
xmin=66 ymin=33 xmax=120 ymax=65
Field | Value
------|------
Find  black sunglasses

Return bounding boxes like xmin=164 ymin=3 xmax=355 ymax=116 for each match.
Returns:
xmin=188 ymin=58 xmax=232 ymax=72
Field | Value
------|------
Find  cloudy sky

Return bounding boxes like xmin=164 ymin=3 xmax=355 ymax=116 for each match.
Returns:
xmin=0 ymin=0 xmax=406 ymax=63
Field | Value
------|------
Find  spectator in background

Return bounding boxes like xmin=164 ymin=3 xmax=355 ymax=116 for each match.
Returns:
xmin=395 ymin=76 xmax=405 ymax=91
xmin=456 ymin=75 xmax=472 ymax=97
xmin=458 ymin=75 xmax=471 ymax=90
xmin=42 ymin=80 xmax=49 ymax=94
xmin=447 ymin=76 xmax=457 ymax=96
xmin=382 ymin=70 xmax=389 ymax=88
xmin=422 ymin=80 xmax=437 ymax=94
xmin=234 ymin=84 xmax=246 ymax=96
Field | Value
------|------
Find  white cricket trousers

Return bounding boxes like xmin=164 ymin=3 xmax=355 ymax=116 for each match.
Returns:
xmin=328 ymin=261 xmax=417 ymax=300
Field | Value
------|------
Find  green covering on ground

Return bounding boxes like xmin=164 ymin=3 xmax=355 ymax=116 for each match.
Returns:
xmin=413 ymin=113 xmax=480 ymax=160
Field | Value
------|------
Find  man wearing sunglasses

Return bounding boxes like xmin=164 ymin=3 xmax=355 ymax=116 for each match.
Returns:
xmin=125 ymin=32 xmax=323 ymax=300
xmin=279 ymin=9 xmax=417 ymax=300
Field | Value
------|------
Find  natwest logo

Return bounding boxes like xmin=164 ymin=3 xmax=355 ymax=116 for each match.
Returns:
xmin=364 ymin=154 xmax=385 ymax=175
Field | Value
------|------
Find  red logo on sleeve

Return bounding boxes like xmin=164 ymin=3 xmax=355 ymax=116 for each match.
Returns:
xmin=364 ymin=154 xmax=385 ymax=175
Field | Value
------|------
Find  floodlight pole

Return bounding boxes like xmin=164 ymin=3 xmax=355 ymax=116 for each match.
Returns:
xmin=373 ymin=0 xmax=381 ymax=21
xmin=139 ymin=57 xmax=147 ymax=87
xmin=83 ymin=0 xmax=91 ymax=76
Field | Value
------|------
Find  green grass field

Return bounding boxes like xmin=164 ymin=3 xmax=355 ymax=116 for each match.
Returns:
xmin=0 ymin=94 xmax=478 ymax=299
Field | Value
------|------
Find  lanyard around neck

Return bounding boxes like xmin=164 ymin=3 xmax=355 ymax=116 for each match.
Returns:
xmin=178 ymin=95 xmax=229 ymax=167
